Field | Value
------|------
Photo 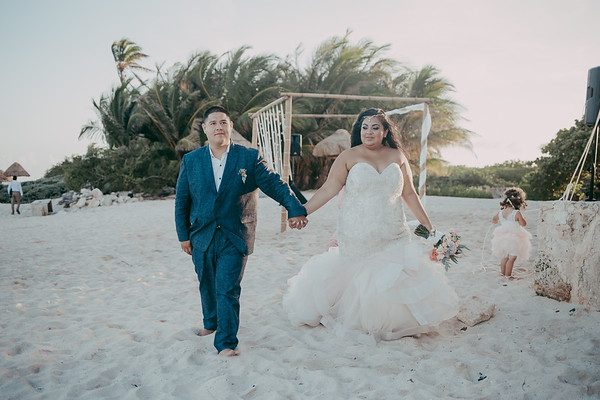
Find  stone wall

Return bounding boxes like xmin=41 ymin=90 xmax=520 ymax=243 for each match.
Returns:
xmin=534 ymin=201 xmax=600 ymax=310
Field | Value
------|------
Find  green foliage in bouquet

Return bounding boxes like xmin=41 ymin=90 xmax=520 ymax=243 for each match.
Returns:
xmin=414 ymin=224 xmax=469 ymax=271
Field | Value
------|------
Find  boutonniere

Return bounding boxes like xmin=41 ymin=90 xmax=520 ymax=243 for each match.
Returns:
xmin=239 ymin=168 xmax=247 ymax=184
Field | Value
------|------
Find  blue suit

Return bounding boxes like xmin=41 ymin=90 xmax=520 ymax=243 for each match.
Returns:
xmin=175 ymin=143 xmax=306 ymax=352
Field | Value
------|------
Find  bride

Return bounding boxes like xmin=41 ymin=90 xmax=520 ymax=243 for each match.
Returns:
xmin=283 ymin=108 xmax=458 ymax=342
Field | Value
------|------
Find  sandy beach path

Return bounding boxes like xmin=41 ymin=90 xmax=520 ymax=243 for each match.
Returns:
xmin=1 ymin=196 xmax=598 ymax=399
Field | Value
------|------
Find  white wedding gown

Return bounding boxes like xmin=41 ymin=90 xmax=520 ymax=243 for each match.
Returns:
xmin=283 ymin=162 xmax=458 ymax=342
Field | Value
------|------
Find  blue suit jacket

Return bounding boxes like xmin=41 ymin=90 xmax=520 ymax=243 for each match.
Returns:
xmin=174 ymin=144 xmax=306 ymax=255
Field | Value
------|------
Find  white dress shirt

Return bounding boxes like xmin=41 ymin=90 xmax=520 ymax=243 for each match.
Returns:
xmin=7 ymin=180 xmax=23 ymax=195
xmin=209 ymin=143 xmax=230 ymax=191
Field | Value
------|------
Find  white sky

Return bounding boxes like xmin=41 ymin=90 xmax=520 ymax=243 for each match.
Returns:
xmin=1 ymin=0 xmax=598 ymax=180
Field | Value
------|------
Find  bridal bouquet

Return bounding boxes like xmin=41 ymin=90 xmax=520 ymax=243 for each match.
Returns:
xmin=414 ymin=224 xmax=468 ymax=271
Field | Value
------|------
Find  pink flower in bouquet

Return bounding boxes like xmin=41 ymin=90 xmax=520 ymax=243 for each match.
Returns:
xmin=429 ymin=248 xmax=438 ymax=261
xmin=414 ymin=225 xmax=469 ymax=271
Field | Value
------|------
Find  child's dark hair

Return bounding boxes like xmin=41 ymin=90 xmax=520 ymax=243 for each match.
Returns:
xmin=500 ymin=187 xmax=527 ymax=210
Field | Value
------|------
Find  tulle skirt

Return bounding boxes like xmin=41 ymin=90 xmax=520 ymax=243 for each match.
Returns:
xmin=282 ymin=240 xmax=459 ymax=343
xmin=490 ymin=225 xmax=532 ymax=259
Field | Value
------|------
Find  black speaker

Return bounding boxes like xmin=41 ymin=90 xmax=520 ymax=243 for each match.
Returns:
xmin=291 ymin=134 xmax=302 ymax=157
xmin=585 ymin=66 xmax=600 ymax=127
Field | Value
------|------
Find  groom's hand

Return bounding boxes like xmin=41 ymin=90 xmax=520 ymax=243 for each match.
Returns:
xmin=180 ymin=240 xmax=192 ymax=255
xmin=288 ymin=216 xmax=308 ymax=230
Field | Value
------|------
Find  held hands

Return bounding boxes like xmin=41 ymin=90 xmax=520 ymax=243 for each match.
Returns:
xmin=288 ymin=215 xmax=308 ymax=230
xmin=180 ymin=216 xmax=307 ymax=255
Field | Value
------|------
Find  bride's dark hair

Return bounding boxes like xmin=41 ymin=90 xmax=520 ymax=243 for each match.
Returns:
xmin=351 ymin=108 xmax=403 ymax=149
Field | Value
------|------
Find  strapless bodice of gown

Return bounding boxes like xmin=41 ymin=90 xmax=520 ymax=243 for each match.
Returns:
xmin=337 ymin=162 xmax=410 ymax=258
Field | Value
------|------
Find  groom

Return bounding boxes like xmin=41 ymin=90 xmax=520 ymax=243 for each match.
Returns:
xmin=175 ymin=106 xmax=308 ymax=356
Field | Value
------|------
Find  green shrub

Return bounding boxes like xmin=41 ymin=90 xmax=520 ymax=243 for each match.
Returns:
xmin=0 ymin=176 xmax=69 ymax=204
xmin=426 ymin=185 xmax=492 ymax=199
xmin=45 ymin=139 xmax=179 ymax=195
xmin=423 ymin=161 xmax=534 ymax=199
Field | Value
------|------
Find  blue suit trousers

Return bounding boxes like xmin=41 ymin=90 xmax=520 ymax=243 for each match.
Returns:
xmin=191 ymin=228 xmax=248 ymax=352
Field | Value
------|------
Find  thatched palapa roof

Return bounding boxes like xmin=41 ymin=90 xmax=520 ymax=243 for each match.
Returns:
xmin=4 ymin=162 xmax=30 ymax=177
xmin=175 ymin=131 xmax=201 ymax=154
xmin=312 ymin=129 xmax=351 ymax=157
xmin=0 ymin=170 xmax=10 ymax=182
xmin=178 ymin=119 xmax=252 ymax=154
xmin=229 ymin=129 xmax=252 ymax=147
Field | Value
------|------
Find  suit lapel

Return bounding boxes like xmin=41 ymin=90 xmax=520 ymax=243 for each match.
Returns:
xmin=217 ymin=144 xmax=240 ymax=195
xmin=200 ymin=146 xmax=217 ymax=194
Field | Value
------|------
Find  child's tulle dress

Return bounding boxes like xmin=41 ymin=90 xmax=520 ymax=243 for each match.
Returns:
xmin=491 ymin=209 xmax=532 ymax=259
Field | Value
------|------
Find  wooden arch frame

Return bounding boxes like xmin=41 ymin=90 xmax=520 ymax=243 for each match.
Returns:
xmin=250 ymin=92 xmax=433 ymax=231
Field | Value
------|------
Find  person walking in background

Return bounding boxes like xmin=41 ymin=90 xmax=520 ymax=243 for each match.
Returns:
xmin=7 ymin=176 xmax=23 ymax=215
xmin=490 ymin=187 xmax=532 ymax=280
xmin=175 ymin=106 xmax=308 ymax=356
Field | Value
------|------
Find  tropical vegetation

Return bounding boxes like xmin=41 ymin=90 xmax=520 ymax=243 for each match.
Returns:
xmin=425 ymin=161 xmax=535 ymax=199
xmin=527 ymin=119 xmax=597 ymax=200
xmin=67 ymin=33 xmax=473 ymax=194
xmin=29 ymin=33 xmax=594 ymax=202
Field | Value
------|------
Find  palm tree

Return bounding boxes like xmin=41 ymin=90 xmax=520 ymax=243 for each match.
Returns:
xmin=135 ymin=63 xmax=209 ymax=160
xmin=79 ymin=81 xmax=140 ymax=148
xmin=182 ymin=47 xmax=285 ymax=137
xmin=111 ymin=38 xmax=151 ymax=84
xmin=217 ymin=46 xmax=285 ymax=135
xmin=283 ymin=32 xmax=398 ymax=143
xmin=388 ymin=65 xmax=473 ymax=170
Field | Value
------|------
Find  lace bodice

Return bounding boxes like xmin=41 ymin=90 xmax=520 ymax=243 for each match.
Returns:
xmin=337 ymin=162 xmax=410 ymax=257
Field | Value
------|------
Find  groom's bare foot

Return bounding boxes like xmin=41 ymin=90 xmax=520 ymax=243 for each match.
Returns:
xmin=219 ymin=348 xmax=239 ymax=357
xmin=196 ymin=328 xmax=215 ymax=336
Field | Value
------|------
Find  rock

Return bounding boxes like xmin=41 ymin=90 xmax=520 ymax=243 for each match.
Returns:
xmin=59 ymin=191 xmax=75 ymax=206
xmin=76 ymin=197 xmax=87 ymax=208
xmin=101 ymin=196 xmax=112 ymax=206
xmin=31 ymin=199 xmax=53 ymax=216
xmin=160 ymin=186 xmax=176 ymax=197
xmin=91 ymin=188 xmax=103 ymax=198
xmin=457 ymin=296 xmax=495 ymax=327
xmin=88 ymin=198 xmax=100 ymax=208
xmin=534 ymin=202 xmax=600 ymax=310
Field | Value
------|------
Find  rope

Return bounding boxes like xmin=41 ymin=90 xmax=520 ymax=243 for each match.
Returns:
xmin=561 ymin=112 xmax=600 ymax=200
xmin=479 ymin=224 xmax=495 ymax=272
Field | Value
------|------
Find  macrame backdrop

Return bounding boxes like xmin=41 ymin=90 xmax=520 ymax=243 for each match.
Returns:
xmin=251 ymin=93 xmax=433 ymax=231
xmin=254 ymin=103 xmax=432 ymax=199
xmin=255 ymin=102 xmax=285 ymax=176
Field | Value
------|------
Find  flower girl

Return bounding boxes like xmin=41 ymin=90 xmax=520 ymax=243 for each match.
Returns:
xmin=490 ymin=187 xmax=532 ymax=279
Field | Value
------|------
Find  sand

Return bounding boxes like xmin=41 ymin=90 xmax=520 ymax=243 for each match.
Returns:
xmin=1 ymin=195 xmax=599 ymax=399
